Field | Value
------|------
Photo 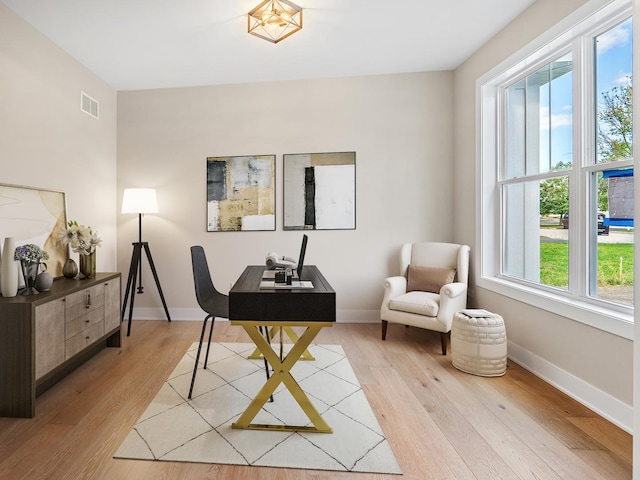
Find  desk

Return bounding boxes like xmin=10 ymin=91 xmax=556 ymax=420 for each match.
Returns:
xmin=229 ymin=265 xmax=335 ymax=433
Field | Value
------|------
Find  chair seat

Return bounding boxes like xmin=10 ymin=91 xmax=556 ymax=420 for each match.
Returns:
xmin=389 ymin=291 xmax=440 ymax=317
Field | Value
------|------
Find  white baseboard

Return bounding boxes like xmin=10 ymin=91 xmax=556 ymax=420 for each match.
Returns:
xmin=125 ymin=308 xmax=378 ymax=323
xmin=507 ymin=340 xmax=632 ymax=434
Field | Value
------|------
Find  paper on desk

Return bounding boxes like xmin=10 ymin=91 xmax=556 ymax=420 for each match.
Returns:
xmin=259 ymin=280 xmax=314 ymax=290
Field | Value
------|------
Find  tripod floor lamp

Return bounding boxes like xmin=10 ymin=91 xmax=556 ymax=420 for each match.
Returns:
xmin=121 ymin=188 xmax=171 ymax=336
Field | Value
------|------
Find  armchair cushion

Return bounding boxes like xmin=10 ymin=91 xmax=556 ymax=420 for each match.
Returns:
xmin=389 ymin=291 xmax=440 ymax=317
xmin=407 ymin=265 xmax=456 ymax=294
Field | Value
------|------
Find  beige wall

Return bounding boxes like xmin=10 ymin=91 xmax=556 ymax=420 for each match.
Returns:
xmin=453 ymin=0 xmax=633 ymax=430
xmin=0 ymin=3 xmax=118 ymax=271
xmin=117 ymin=72 xmax=455 ymax=321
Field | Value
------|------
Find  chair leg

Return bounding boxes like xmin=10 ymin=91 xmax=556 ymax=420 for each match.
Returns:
xmin=188 ymin=314 xmax=211 ymax=400
xmin=381 ymin=320 xmax=388 ymax=340
xmin=203 ymin=317 xmax=216 ymax=369
xmin=441 ymin=332 xmax=448 ymax=355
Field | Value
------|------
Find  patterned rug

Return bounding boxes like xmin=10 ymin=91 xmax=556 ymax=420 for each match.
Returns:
xmin=114 ymin=342 xmax=401 ymax=474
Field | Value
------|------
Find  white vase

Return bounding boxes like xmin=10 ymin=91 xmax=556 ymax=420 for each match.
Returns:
xmin=1 ymin=237 xmax=19 ymax=297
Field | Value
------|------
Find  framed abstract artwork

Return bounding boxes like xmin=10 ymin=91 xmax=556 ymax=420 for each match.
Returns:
xmin=206 ymin=155 xmax=276 ymax=232
xmin=0 ymin=184 xmax=68 ymax=277
xmin=283 ymin=152 xmax=356 ymax=230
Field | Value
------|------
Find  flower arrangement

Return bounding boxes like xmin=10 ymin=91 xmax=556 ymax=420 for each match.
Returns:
xmin=61 ymin=220 xmax=102 ymax=255
xmin=14 ymin=244 xmax=49 ymax=264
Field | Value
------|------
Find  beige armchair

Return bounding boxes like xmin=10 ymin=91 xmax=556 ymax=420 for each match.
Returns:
xmin=381 ymin=242 xmax=470 ymax=354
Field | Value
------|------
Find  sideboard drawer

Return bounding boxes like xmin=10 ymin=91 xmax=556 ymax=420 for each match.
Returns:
xmin=65 ymin=310 xmax=104 ymax=340
xmin=66 ymin=322 xmax=105 ymax=359
xmin=65 ymin=284 xmax=104 ymax=321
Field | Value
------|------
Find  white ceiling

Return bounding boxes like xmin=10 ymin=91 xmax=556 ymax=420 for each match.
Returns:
xmin=1 ymin=0 xmax=537 ymax=91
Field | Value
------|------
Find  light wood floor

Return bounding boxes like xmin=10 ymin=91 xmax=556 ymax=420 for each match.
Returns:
xmin=0 ymin=320 xmax=632 ymax=480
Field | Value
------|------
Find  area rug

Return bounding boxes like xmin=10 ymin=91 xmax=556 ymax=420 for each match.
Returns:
xmin=114 ymin=342 xmax=402 ymax=474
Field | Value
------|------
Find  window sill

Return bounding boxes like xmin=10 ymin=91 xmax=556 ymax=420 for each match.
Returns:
xmin=476 ymin=276 xmax=633 ymax=340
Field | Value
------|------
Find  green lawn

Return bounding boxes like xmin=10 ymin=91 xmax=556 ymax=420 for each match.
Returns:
xmin=540 ymin=242 xmax=634 ymax=287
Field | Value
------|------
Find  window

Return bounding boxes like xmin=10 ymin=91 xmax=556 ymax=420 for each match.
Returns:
xmin=502 ymin=54 xmax=574 ymax=289
xmin=479 ymin=0 xmax=633 ymax=338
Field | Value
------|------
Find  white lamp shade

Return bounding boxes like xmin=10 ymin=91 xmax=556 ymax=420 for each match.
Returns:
xmin=122 ymin=188 xmax=159 ymax=214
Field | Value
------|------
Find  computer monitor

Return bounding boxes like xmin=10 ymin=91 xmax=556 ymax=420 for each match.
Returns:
xmin=296 ymin=234 xmax=308 ymax=278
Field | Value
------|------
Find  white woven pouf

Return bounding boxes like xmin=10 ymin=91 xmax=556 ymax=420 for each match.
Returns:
xmin=451 ymin=311 xmax=507 ymax=377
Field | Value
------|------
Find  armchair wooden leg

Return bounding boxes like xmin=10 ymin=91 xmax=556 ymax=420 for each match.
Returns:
xmin=440 ymin=332 xmax=448 ymax=355
xmin=381 ymin=320 xmax=388 ymax=340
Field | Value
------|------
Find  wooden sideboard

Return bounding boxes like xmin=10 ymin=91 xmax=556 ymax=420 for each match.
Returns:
xmin=0 ymin=272 xmax=121 ymax=418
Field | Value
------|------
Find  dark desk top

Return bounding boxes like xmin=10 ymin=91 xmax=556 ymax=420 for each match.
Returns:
xmin=229 ymin=265 xmax=336 ymax=322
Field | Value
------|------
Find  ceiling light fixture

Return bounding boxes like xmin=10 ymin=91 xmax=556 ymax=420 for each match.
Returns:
xmin=248 ymin=0 xmax=303 ymax=44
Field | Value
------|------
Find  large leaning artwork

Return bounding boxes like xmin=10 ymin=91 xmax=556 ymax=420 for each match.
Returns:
xmin=284 ymin=152 xmax=356 ymax=230
xmin=206 ymin=155 xmax=276 ymax=232
xmin=0 ymin=184 xmax=68 ymax=277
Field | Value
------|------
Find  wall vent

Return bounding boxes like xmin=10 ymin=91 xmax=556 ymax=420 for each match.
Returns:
xmin=80 ymin=91 xmax=99 ymax=119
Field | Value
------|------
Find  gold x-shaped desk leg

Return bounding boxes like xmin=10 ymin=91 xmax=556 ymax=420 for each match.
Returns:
xmin=247 ymin=325 xmax=315 ymax=361
xmin=231 ymin=321 xmax=333 ymax=434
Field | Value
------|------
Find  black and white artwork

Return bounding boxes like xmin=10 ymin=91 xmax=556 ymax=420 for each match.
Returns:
xmin=283 ymin=152 xmax=355 ymax=230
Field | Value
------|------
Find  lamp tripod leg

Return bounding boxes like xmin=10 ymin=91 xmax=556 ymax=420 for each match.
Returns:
xmin=123 ymin=243 xmax=142 ymax=337
xmin=142 ymin=243 xmax=171 ymax=322
xmin=122 ymin=242 xmax=170 ymax=337
xmin=122 ymin=243 xmax=140 ymax=321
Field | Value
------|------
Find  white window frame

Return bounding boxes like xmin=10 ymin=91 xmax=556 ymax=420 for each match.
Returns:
xmin=477 ymin=0 xmax=633 ymax=340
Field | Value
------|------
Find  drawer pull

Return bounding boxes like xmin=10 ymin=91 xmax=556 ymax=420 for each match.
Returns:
xmin=86 ymin=292 xmax=91 ymax=308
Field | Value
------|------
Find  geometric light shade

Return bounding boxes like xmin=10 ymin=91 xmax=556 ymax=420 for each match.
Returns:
xmin=121 ymin=188 xmax=159 ymax=214
xmin=248 ymin=0 xmax=303 ymax=44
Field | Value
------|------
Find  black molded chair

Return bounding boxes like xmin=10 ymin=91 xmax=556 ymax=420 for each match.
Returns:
xmin=188 ymin=246 xmax=228 ymax=399
xmin=188 ymin=246 xmax=272 ymax=401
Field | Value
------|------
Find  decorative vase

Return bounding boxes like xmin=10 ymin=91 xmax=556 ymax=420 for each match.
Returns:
xmin=20 ymin=261 xmax=40 ymax=295
xmin=79 ymin=251 xmax=96 ymax=279
xmin=63 ymin=258 xmax=78 ymax=279
xmin=1 ymin=237 xmax=19 ymax=297
xmin=35 ymin=271 xmax=54 ymax=292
